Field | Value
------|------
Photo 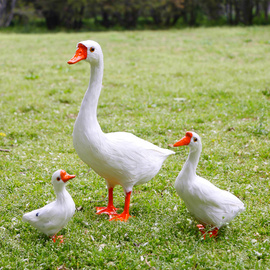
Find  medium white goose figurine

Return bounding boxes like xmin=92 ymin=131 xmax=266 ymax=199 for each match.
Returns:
xmin=172 ymin=131 xmax=245 ymax=238
xmin=68 ymin=40 xmax=174 ymax=221
xmin=22 ymin=170 xmax=76 ymax=242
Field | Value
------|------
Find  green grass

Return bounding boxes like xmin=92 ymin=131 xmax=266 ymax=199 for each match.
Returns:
xmin=0 ymin=27 xmax=269 ymax=269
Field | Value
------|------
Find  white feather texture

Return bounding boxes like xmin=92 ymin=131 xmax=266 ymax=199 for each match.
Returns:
xmin=174 ymin=132 xmax=245 ymax=228
xmin=22 ymin=170 xmax=76 ymax=236
xmin=70 ymin=40 xmax=174 ymax=194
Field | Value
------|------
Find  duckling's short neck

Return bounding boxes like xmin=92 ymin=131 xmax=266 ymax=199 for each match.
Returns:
xmin=55 ymin=187 xmax=70 ymax=202
xmin=187 ymin=147 xmax=201 ymax=168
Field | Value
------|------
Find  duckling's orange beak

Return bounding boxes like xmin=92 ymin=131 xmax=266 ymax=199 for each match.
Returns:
xmin=68 ymin=43 xmax=87 ymax=64
xmin=173 ymin=131 xmax=193 ymax=147
xmin=60 ymin=170 xmax=76 ymax=182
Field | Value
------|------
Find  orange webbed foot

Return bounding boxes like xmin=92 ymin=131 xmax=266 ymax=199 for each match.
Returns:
xmin=96 ymin=187 xmax=118 ymax=216
xmin=96 ymin=206 xmax=119 ymax=216
xmin=51 ymin=235 xmax=65 ymax=243
xmin=197 ymin=224 xmax=218 ymax=239
xmin=197 ymin=224 xmax=206 ymax=239
xmin=209 ymin=227 xmax=219 ymax=238
xmin=109 ymin=212 xmax=132 ymax=222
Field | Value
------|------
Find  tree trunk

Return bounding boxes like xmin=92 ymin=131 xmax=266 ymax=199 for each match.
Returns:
xmin=43 ymin=10 xmax=60 ymax=30
xmin=0 ymin=0 xmax=17 ymax=27
xmin=227 ymin=0 xmax=233 ymax=24
xmin=172 ymin=13 xmax=181 ymax=26
xmin=101 ymin=10 xmax=110 ymax=28
xmin=263 ymin=0 xmax=269 ymax=20
xmin=189 ymin=5 xmax=197 ymax=25
xmin=151 ymin=8 xmax=162 ymax=25
xmin=242 ymin=0 xmax=253 ymax=25
xmin=233 ymin=0 xmax=241 ymax=24
xmin=255 ymin=0 xmax=260 ymax=16
xmin=187 ymin=0 xmax=198 ymax=26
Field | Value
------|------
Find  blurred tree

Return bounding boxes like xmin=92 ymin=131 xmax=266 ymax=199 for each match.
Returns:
xmin=242 ymin=0 xmax=254 ymax=25
xmin=145 ymin=0 xmax=184 ymax=26
xmin=120 ymin=0 xmax=142 ymax=28
xmin=262 ymin=0 xmax=269 ymax=20
xmin=33 ymin=0 xmax=86 ymax=29
xmin=181 ymin=0 xmax=200 ymax=25
xmin=34 ymin=0 xmax=61 ymax=29
xmin=0 ymin=0 xmax=17 ymax=27
xmin=233 ymin=0 xmax=241 ymax=24
xmin=225 ymin=0 xmax=255 ymax=25
xmin=200 ymin=0 xmax=224 ymax=21
xmin=2 ymin=0 xmax=270 ymax=29
xmin=63 ymin=0 xmax=86 ymax=29
xmin=225 ymin=0 xmax=238 ymax=24
xmin=91 ymin=0 xmax=122 ymax=28
xmin=141 ymin=0 xmax=170 ymax=26
xmin=90 ymin=0 xmax=143 ymax=29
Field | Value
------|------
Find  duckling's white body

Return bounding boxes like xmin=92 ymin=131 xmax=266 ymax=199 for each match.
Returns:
xmin=174 ymin=132 xmax=245 ymax=229
xmin=175 ymin=174 xmax=245 ymax=228
xmin=68 ymin=40 xmax=174 ymax=221
xmin=23 ymin=170 xmax=76 ymax=237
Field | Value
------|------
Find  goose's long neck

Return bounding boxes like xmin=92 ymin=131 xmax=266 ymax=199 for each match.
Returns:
xmin=77 ymin=61 xmax=104 ymax=133
xmin=178 ymin=147 xmax=201 ymax=182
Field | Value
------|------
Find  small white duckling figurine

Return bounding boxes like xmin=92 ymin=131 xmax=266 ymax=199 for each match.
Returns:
xmin=172 ymin=131 xmax=245 ymax=239
xmin=23 ymin=170 xmax=76 ymax=242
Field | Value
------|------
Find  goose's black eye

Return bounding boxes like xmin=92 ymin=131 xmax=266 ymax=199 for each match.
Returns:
xmin=57 ymin=177 xmax=61 ymax=181
xmin=194 ymin=137 xmax=198 ymax=142
xmin=90 ymin=47 xmax=95 ymax=52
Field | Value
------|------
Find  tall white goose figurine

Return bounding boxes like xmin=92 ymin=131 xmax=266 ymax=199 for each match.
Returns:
xmin=23 ymin=170 xmax=76 ymax=242
xmin=68 ymin=40 xmax=174 ymax=221
xmin=172 ymin=131 xmax=245 ymax=238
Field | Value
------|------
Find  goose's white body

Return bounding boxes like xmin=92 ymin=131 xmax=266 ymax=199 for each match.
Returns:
xmin=22 ymin=170 xmax=76 ymax=236
xmin=74 ymin=128 xmax=173 ymax=193
xmin=69 ymin=40 xmax=173 ymax=192
xmin=174 ymin=132 xmax=245 ymax=228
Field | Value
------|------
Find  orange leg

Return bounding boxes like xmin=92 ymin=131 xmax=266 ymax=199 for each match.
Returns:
xmin=109 ymin=191 xmax=132 ymax=222
xmin=51 ymin=235 xmax=65 ymax=243
xmin=197 ymin=224 xmax=218 ymax=239
xmin=209 ymin=227 xmax=219 ymax=238
xmin=96 ymin=187 xmax=118 ymax=216
xmin=197 ymin=224 xmax=206 ymax=239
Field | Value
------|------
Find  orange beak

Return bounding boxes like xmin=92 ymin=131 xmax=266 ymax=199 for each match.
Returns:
xmin=68 ymin=43 xmax=87 ymax=64
xmin=60 ymin=170 xmax=76 ymax=183
xmin=173 ymin=131 xmax=193 ymax=147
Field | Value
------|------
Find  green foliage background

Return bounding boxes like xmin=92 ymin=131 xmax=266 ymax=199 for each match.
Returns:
xmin=2 ymin=0 xmax=270 ymax=30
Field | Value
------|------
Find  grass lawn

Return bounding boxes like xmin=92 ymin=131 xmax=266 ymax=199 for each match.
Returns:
xmin=0 ymin=26 xmax=269 ymax=269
